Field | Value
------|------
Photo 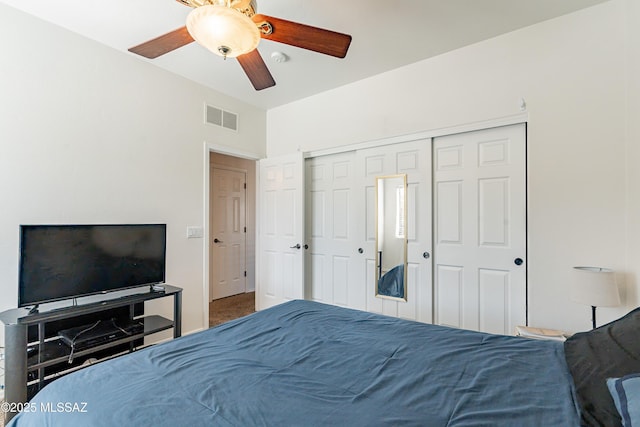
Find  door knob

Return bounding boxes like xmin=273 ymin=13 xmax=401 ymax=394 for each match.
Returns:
xmin=423 ymin=252 xmax=430 ymax=259
xmin=358 ymin=248 xmax=364 ymax=254
xmin=514 ymin=258 xmax=524 ymax=266
xmin=214 ymin=238 xmax=223 ymax=243
xmin=290 ymin=244 xmax=301 ymax=249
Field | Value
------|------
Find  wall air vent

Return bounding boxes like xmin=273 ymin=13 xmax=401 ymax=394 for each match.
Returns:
xmin=206 ymin=104 xmax=238 ymax=131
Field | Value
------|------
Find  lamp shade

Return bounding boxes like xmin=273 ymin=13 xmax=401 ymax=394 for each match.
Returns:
xmin=186 ymin=5 xmax=260 ymax=58
xmin=572 ymin=266 xmax=620 ymax=307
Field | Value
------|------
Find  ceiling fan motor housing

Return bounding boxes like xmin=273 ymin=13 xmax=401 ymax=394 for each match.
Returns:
xmin=186 ymin=3 xmax=260 ymax=58
xmin=176 ymin=0 xmax=257 ymax=17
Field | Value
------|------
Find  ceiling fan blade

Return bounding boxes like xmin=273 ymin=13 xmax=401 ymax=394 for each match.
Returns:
xmin=252 ymin=14 xmax=352 ymax=58
xmin=128 ymin=27 xmax=194 ymax=59
xmin=237 ymin=49 xmax=276 ymax=91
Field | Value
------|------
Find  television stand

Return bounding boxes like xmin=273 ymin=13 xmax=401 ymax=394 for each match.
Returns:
xmin=0 ymin=285 xmax=182 ymax=423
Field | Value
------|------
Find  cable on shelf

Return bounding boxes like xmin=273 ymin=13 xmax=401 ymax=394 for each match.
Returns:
xmin=68 ymin=320 xmax=101 ymax=364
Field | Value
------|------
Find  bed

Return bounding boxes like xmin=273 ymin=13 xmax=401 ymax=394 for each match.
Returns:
xmin=6 ymin=300 xmax=640 ymax=426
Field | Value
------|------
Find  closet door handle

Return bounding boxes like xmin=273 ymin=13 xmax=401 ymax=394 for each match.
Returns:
xmin=290 ymin=244 xmax=301 ymax=249
xmin=214 ymin=238 xmax=223 ymax=243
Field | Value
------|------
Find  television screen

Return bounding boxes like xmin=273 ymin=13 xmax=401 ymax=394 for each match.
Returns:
xmin=19 ymin=224 xmax=166 ymax=307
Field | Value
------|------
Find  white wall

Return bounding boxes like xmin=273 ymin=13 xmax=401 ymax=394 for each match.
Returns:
xmin=0 ymin=4 xmax=266 ymax=346
xmin=267 ymin=0 xmax=635 ymax=332
xmin=626 ymin=0 xmax=640 ymax=315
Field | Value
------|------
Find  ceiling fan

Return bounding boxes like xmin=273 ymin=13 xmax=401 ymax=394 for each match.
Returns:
xmin=128 ymin=0 xmax=352 ymax=91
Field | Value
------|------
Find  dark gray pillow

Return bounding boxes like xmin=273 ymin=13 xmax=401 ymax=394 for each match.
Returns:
xmin=564 ymin=307 xmax=640 ymax=427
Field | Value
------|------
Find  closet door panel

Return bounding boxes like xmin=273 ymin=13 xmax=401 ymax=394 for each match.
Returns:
xmin=433 ymin=124 xmax=526 ymax=334
xmin=305 ymin=152 xmax=360 ymax=308
xmin=356 ymin=140 xmax=432 ymax=322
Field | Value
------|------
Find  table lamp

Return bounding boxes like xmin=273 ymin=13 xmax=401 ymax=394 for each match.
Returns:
xmin=572 ymin=266 xmax=620 ymax=329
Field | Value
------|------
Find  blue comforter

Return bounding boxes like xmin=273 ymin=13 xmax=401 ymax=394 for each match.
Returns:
xmin=378 ymin=264 xmax=404 ymax=298
xmin=8 ymin=300 xmax=581 ymax=426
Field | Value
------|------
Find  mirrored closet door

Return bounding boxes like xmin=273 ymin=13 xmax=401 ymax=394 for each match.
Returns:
xmin=304 ymin=139 xmax=432 ymax=323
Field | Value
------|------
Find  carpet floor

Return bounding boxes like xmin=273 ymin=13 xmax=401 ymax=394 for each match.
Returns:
xmin=209 ymin=292 xmax=256 ymax=328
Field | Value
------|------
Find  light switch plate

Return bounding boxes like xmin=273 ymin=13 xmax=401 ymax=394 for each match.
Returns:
xmin=186 ymin=226 xmax=204 ymax=239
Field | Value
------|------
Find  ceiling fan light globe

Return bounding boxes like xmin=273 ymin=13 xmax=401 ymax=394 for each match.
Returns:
xmin=186 ymin=5 xmax=260 ymax=58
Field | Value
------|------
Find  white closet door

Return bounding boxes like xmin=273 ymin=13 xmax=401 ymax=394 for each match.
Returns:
xmin=355 ymin=139 xmax=432 ymax=322
xmin=433 ymin=124 xmax=526 ymax=334
xmin=305 ymin=152 xmax=362 ymax=308
xmin=256 ymin=153 xmax=305 ymax=310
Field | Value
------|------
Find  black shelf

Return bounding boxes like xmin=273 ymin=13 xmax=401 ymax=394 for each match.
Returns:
xmin=1 ymin=285 xmax=182 ymax=326
xmin=26 ymin=315 xmax=173 ymax=371
xmin=26 ymin=341 xmax=132 ymax=385
xmin=1 ymin=285 xmax=182 ymax=424
xmin=25 ymin=342 xmax=136 ymax=397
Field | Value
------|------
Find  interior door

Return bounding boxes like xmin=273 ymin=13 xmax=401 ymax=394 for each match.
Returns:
xmin=257 ymin=153 xmax=305 ymax=310
xmin=433 ymin=124 xmax=526 ymax=334
xmin=210 ymin=167 xmax=247 ymax=300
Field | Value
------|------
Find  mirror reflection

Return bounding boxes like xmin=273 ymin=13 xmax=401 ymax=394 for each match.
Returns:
xmin=375 ymin=174 xmax=408 ymax=301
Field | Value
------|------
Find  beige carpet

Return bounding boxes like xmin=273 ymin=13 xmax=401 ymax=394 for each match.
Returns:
xmin=209 ymin=292 xmax=255 ymax=328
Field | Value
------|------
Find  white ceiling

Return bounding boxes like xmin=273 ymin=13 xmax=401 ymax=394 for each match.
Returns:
xmin=2 ymin=0 xmax=610 ymax=110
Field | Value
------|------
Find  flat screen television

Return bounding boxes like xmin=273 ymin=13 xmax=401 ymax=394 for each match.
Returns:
xmin=18 ymin=224 xmax=166 ymax=307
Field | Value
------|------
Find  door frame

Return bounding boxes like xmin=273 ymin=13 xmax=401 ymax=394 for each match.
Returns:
xmin=203 ymin=142 xmax=260 ymax=329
